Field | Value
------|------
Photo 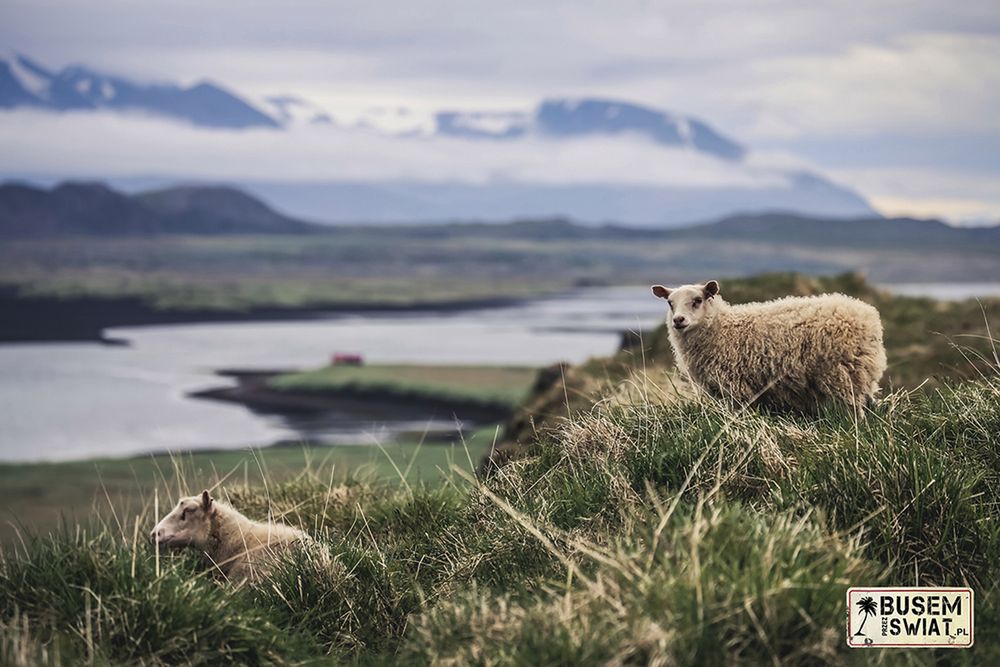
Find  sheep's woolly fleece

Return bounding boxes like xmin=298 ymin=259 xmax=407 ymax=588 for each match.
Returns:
xmin=152 ymin=491 xmax=317 ymax=583
xmin=652 ymin=282 xmax=887 ymax=413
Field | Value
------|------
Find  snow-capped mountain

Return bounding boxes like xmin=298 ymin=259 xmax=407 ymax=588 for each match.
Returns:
xmin=433 ymin=110 xmax=530 ymax=140
xmin=535 ymin=99 xmax=745 ymax=160
xmin=241 ymin=99 xmax=868 ymax=223
xmin=0 ymin=53 xmax=278 ymax=129
xmin=0 ymin=52 xmax=768 ymax=164
xmin=347 ymin=99 xmax=744 ymax=161
xmin=263 ymin=96 xmax=332 ymax=126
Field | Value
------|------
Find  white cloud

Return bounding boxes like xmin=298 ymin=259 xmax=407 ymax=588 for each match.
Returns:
xmin=0 ymin=109 xmax=788 ymax=189
xmin=5 ymin=1 xmax=1000 ymax=141
xmin=869 ymin=195 xmax=1000 ymax=225
xmin=830 ymin=166 xmax=1000 ymax=224
xmin=734 ymin=32 xmax=1000 ymax=140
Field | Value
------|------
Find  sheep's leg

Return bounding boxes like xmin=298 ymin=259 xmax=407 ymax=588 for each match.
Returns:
xmin=837 ymin=365 xmax=870 ymax=420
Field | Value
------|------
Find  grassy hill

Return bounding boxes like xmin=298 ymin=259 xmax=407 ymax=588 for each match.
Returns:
xmin=0 ymin=182 xmax=319 ymax=238
xmin=492 ymin=273 xmax=1000 ymax=467
xmin=2 ymin=274 xmax=999 ymax=664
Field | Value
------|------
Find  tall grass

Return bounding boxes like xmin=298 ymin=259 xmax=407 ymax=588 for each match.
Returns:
xmin=3 ymin=354 xmax=1000 ymax=663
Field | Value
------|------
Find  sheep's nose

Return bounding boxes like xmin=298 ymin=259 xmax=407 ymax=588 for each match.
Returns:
xmin=673 ymin=316 xmax=687 ymax=328
xmin=149 ymin=528 xmax=160 ymax=544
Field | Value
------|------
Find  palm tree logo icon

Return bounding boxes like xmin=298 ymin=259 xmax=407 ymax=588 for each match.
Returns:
xmin=855 ymin=596 xmax=877 ymax=637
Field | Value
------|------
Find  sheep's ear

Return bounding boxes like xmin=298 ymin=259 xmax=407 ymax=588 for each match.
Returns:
xmin=651 ymin=285 xmax=671 ymax=299
xmin=201 ymin=490 xmax=212 ymax=511
xmin=703 ymin=280 xmax=720 ymax=298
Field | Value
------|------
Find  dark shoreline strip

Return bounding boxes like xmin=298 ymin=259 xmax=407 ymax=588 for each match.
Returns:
xmin=0 ymin=288 xmax=527 ymax=344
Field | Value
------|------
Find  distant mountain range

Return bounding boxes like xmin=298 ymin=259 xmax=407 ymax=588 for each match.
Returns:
xmin=431 ymin=98 xmax=745 ymax=161
xmin=0 ymin=53 xmax=277 ymax=129
xmin=1 ymin=52 xmax=877 ymax=224
xmin=0 ymin=182 xmax=318 ymax=237
xmin=0 ymin=52 xmax=747 ymax=161
xmin=670 ymin=212 xmax=1000 ymax=252
xmin=2 ymin=181 xmax=995 ymax=252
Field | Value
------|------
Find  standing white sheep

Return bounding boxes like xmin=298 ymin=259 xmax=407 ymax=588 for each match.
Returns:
xmin=651 ymin=280 xmax=887 ymax=413
xmin=151 ymin=490 xmax=315 ymax=583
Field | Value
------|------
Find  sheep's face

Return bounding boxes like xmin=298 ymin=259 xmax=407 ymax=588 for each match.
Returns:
xmin=151 ymin=490 xmax=214 ymax=549
xmin=650 ymin=280 xmax=720 ymax=332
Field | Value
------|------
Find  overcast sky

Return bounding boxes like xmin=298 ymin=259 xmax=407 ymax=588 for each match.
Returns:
xmin=3 ymin=0 xmax=999 ymax=222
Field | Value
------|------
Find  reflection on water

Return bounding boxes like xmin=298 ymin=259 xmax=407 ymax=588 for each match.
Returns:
xmin=0 ymin=287 xmax=663 ymax=462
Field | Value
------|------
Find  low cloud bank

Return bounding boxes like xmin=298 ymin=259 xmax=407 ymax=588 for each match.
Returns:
xmin=0 ymin=109 xmax=789 ymax=190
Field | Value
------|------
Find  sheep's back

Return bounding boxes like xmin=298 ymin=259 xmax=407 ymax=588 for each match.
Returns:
xmin=726 ymin=294 xmax=882 ymax=357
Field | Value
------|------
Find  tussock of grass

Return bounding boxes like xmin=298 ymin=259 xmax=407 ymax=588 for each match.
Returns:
xmin=3 ymin=356 xmax=1000 ymax=664
xmin=0 ymin=529 xmax=298 ymax=664
xmin=403 ymin=505 xmax=875 ymax=666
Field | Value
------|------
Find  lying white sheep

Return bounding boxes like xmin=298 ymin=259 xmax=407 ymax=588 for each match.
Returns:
xmin=651 ymin=280 xmax=887 ymax=413
xmin=151 ymin=490 xmax=314 ymax=583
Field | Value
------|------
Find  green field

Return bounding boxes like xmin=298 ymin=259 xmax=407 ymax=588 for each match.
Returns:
xmin=269 ymin=364 xmax=538 ymax=408
xmin=0 ymin=233 xmax=574 ymax=311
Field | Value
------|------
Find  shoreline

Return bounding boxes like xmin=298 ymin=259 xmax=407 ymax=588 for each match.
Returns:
xmin=0 ymin=288 xmax=529 ymax=344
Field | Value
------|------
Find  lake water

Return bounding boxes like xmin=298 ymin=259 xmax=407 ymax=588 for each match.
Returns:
xmin=0 ymin=287 xmax=665 ymax=462
xmin=882 ymin=283 xmax=1000 ymax=300
xmin=2 ymin=282 xmax=997 ymax=463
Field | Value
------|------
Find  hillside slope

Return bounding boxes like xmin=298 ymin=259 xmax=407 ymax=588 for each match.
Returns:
xmin=138 ymin=185 xmax=318 ymax=234
xmin=490 ymin=273 xmax=1000 ymax=468
xmin=681 ymin=211 xmax=1000 ymax=248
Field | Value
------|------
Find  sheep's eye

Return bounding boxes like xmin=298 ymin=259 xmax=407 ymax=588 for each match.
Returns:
xmin=693 ymin=298 xmax=703 ymax=307
xmin=180 ymin=509 xmax=188 ymax=521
